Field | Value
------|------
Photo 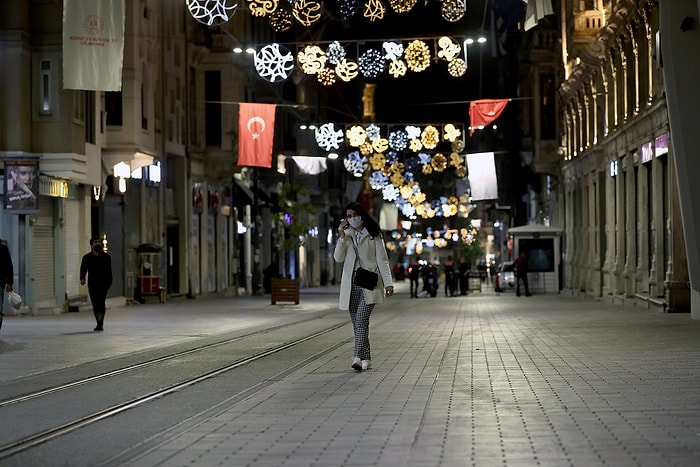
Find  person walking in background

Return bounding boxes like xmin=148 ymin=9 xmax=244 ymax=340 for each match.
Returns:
xmin=443 ymin=255 xmax=456 ymax=297
xmin=514 ymin=250 xmax=532 ymax=297
xmin=0 ymin=238 xmax=14 ymax=330
xmin=407 ymin=256 xmax=421 ymax=298
xmin=334 ymin=202 xmax=394 ymax=371
xmin=80 ymin=237 xmax=113 ymax=331
xmin=458 ymin=256 xmax=470 ymax=295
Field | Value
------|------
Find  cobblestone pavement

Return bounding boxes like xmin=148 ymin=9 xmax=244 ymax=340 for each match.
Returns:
xmin=3 ymin=282 xmax=700 ymax=466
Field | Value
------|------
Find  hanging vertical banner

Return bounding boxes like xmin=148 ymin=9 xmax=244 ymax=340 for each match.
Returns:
xmin=466 ymin=152 xmax=498 ymax=201
xmin=4 ymin=159 xmax=40 ymax=213
xmin=238 ymin=103 xmax=277 ymax=168
xmin=63 ymin=0 xmax=125 ymax=91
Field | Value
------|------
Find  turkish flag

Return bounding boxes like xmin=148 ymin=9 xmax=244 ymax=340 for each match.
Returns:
xmin=238 ymin=103 xmax=276 ymax=168
xmin=469 ymin=99 xmax=510 ymax=136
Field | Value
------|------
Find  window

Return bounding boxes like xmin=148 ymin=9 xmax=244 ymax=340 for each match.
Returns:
xmin=205 ymin=70 xmax=222 ymax=146
xmin=105 ymin=92 xmax=123 ymax=126
xmin=40 ymin=60 xmax=52 ymax=115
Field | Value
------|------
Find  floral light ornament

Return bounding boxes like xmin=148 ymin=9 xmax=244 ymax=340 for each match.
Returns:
xmin=247 ymin=0 xmax=277 ymax=17
xmin=388 ymin=59 xmax=407 ymax=78
xmin=382 ymin=42 xmax=404 ymax=60
xmin=389 ymin=0 xmax=416 ymax=13
xmin=187 ymin=0 xmax=238 ymax=26
xmin=441 ymin=0 xmax=466 ymax=22
xmin=366 ymin=124 xmax=381 ymax=141
xmin=369 ymin=153 xmax=387 ymax=170
xmin=270 ymin=9 xmax=294 ymax=32
xmin=447 ymin=58 xmax=467 ymax=77
xmin=382 ymin=184 xmax=401 ymax=201
xmin=315 ymin=123 xmax=344 ymax=151
xmin=359 ymin=49 xmax=386 ymax=78
xmin=421 ymin=125 xmax=440 ymax=149
xmin=405 ymin=125 xmax=421 ymax=139
xmin=372 ymin=137 xmax=389 ymax=153
xmin=346 ymin=125 xmax=367 ymax=147
xmin=326 ymin=41 xmax=346 ymax=65
xmin=255 ymin=44 xmax=295 ymax=83
xmin=369 ymin=170 xmax=389 ymax=189
xmin=317 ymin=68 xmax=336 ymax=85
xmin=297 ymin=45 xmax=326 ymax=74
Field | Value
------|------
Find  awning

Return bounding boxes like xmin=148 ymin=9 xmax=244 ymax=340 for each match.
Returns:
xmin=102 ymin=151 xmax=155 ymax=175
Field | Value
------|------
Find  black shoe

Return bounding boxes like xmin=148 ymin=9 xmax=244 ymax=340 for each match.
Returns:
xmin=94 ymin=325 xmax=103 ymax=331
xmin=516 ymin=293 xmax=520 ymax=297
xmin=525 ymin=293 xmax=532 ymax=297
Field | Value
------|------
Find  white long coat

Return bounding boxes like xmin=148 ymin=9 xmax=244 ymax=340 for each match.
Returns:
xmin=334 ymin=230 xmax=394 ymax=311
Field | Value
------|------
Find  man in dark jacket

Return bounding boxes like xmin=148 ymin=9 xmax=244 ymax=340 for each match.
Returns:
xmin=80 ymin=237 xmax=113 ymax=331
xmin=514 ymin=250 xmax=532 ymax=297
xmin=0 ymin=239 xmax=14 ymax=329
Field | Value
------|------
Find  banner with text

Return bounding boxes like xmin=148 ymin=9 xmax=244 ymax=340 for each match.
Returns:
xmin=63 ymin=0 xmax=125 ymax=91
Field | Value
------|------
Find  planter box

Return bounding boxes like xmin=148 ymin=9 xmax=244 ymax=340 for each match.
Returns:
xmin=271 ymin=278 xmax=299 ymax=305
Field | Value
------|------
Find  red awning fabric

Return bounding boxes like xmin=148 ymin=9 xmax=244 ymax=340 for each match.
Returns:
xmin=469 ymin=99 xmax=510 ymax=136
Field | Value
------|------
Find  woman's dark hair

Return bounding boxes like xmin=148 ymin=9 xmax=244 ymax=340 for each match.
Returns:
xmin=343 ymin=202 xmax=382 ymax=238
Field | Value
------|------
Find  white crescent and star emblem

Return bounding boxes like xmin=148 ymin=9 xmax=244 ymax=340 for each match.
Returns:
xmin=247 ymin=116 xmax=266 ymax=139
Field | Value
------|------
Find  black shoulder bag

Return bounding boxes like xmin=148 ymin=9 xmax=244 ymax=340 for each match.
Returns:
xmin=352 ymin=240 xmax=379 ymax=290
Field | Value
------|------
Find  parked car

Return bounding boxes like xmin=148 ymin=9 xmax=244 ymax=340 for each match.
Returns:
xmin=495 ymin=261 xmax=516 ymax=293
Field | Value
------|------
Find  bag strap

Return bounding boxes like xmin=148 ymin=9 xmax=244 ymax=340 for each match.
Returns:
xmin=351 ymin=238 xmax=378 ymax=273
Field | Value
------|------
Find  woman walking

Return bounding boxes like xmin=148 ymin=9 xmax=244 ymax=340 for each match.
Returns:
xmin=334 ymin=202 xmax=394 ymax=371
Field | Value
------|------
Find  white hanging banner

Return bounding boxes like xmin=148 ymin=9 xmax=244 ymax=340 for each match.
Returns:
xmin=63 ymin=0 xmax=125 ymax=91
xmin=466 ymin=152 xmax=499 ymax=201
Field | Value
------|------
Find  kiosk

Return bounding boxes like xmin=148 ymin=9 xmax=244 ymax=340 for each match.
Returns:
xmin=136 ymin=243 xmax=164 ymax=303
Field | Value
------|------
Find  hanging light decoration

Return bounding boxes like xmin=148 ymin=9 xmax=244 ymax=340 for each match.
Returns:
xmin=451 ymin=139 xmax=465 ymax=152
xmin=437 ymin=37 xmax=461 ymax=61
xmin=359 ymin=49 xmax=386 ymax=78
xmin=409 ymin=138 xmax=423 ymax=152
xmin=372 ymin=137 xmax=389 ymax=153
xmin=382 ymin=41 xmax=404 ymax=60
xmin=388 ymin=59 xmax=407 ymax=78
xmin=388 ymin=130 xmax=408 ymax=151
xmin=421 ymin=125 xmax=440 ymax=149
xmin=447 ymin=58 xmax=466 ymax=77
xmin=359 ymin=141 xmax=374 ymax=156
xmin=363 ymin=0 xmax=386 ymax=21
xmin=255 ymin=43 xmax=295 ymax=83
xmin=315 ymin=123 xmax=344 ymax=150
xmin=441 ymin=0 xmax=466 ymax=22
xmin=366 ymin=124 xmax=381 ymax=141
xmin=337 ymin=0 xmax=359 ymax=20
xmin=369 ymin=154 xmax=387 ymax=170
xmin=335 ymin=58 xmax=359 ymax=82
xmin=449 ymin=152 xmax=463 ymax=167
xmin=443 ymin=123 xmax=462 ymax=142
xmin=389 ymin=0 xmax=416 ymax=13
xmin=317 ymin=68 xmax=336 ymax=85
xmin=382 ymin=184 xmax=401 ymax=201
xmin=344 ymin=151 xmax=368 ymax=176
xmin=431 ymin=153 xmax=448 ymax=172
xmin=369 ymin=170 xmax=389 ymax=189
xmin=346 ymin=125 xmax=367 ymax=147
xmin=297 ymin=45 xmax=326 ymax=74
xmin=293 ymin=0 xmax=323 ymax=26
xmin=326 ymin=41 xmax=346 ymax=65
xmin=248 ymin=0 xmax=278 ymax=17
xmin=270 ymin=9 xmax=294 ymax=32
xmin=404 ymin=40 xmax=431 ymax=72
xmin=187 ymin=0 xmax=238 ymax=25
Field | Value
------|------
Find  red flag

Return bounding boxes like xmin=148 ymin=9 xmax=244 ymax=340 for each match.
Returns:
xmin=469 ymin=99 xmax=510 ymax=136
xmin=238 ymin=103 xmax=276 ymax=168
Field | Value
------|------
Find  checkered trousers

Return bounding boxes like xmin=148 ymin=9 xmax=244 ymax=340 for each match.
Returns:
xmin=349 ymin=272 xmax=374 ymax=361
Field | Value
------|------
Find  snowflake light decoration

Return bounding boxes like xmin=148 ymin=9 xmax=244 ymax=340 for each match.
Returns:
xmin=255 ymin=44 xmax=294 ymax=83
xmin=366 ymin=124 xmax=381 ymax=141
xmin=400 ymin=203 xmax=416 ymax=217
xmin=359 ymin=49 xmax=386 ymax=78
xmin=385 ymin=150 xmax=398 ymax=164
xmin=326 ymin=41 xmax=346 ymax=65
xmin=187 ymin=0 xmax=238 ymax=26
xmin=315 ymin=123 xmax=344 ymax=151
xmin=441 ymin=0 xmax=466 ymax=22
xmin=297 ymin=45 xmax=326 ymax=74
xmin=404 ymin=40 xmax=431 ymax=72
xmin=382 ymin=184 xmax=400 ymax=201
xmin=388 ymin=130 xmax=408 ymax=151
xmin=382 ymin=42 xmax=404 ymax=60
xmin=448 ymin=58 xmax=467 ymax=77
xmin=418 ymin=152 xmax=432 ymax=165
xmin=369 ymin=171 xmax=389 ymax=189
xmin=437 ymin=37 xmax=461 ymax=61
xmin=344 ymin=151 xmax=368 ymax=176
xmin=389 ymin=0 xmax=416 ymax=13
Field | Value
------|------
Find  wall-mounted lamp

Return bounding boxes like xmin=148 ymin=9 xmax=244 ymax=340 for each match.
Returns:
xmin=113 ymin=161 xmax=131 ymax=194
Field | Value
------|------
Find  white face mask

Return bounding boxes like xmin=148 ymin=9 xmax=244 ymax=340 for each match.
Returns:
xmin=348 ymin=217 xmax=363 ymax=229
